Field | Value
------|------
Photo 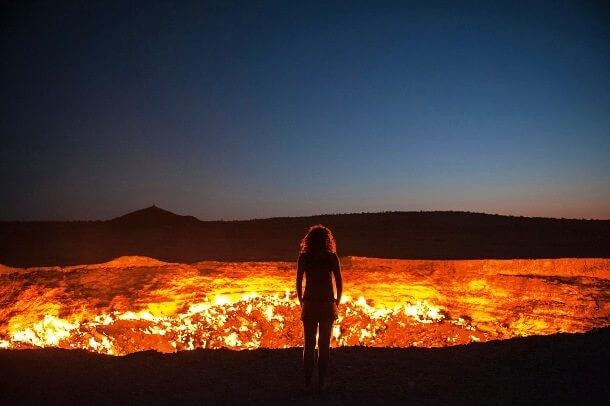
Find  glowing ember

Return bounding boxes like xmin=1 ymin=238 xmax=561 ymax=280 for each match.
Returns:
xmin=1 ymin=256 xmax=609 ymax=355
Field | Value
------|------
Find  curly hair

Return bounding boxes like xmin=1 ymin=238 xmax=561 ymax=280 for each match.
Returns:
xmin=299 ymin=224 xmax=337 ymax=254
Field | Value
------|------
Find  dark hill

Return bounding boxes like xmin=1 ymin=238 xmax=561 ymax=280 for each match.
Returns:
xmin=110 ymin=205 xmax=200 ymax=226
xmin=0 ymin=208 xmax=609 ymax=267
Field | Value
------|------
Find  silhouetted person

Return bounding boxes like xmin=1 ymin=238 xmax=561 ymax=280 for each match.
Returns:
xmin=296 ymin=225 xmax=343 ymax=391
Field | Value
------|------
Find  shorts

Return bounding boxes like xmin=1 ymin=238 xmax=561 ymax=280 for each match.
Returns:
xmin=300 ymin=300 xmax=338 ymax=323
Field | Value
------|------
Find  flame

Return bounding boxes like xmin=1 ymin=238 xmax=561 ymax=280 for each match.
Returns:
xmin=1 ymin=256 xmax=609 ymax=355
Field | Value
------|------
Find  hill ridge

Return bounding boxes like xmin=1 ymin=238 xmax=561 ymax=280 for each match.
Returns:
xmin=110 ymin=205 xmax=199 ymax=224
xmin=1 ymin=208 xmax=609 ymax=267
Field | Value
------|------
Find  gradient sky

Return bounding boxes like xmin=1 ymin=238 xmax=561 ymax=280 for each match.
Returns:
xmin=2 ymin=1 xmax=609 ymax=221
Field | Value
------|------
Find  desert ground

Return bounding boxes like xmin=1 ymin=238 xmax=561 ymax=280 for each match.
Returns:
xmin=2 ymin=208 xmax=609 ymax=404
xmin=1 ymin=327 xmax=609 ymax=405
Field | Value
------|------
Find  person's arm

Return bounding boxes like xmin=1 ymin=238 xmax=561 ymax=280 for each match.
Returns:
xmin=332 ymin=253 xmax=343 ymax=306
xmin=296 ymin=254 xmax=304 ymax=306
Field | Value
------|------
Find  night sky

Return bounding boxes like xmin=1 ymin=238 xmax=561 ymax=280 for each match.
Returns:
xmin=2 ymin=1 xmax=609 ymax=221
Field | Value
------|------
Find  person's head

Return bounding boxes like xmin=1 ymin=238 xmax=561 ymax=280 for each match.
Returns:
xmin=299 ymin=224 xmax=336 ymax=254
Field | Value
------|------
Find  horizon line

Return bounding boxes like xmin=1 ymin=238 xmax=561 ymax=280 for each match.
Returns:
xmin=2 ymin=206 xmax=609 ymax=223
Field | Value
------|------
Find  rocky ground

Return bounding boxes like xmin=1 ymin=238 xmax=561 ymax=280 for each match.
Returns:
xmin=1 ymin=327 xmax=609 ymax=405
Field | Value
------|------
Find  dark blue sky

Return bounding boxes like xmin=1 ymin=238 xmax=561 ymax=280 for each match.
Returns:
xmin=2 ymin=1 xmax=609 ymax=220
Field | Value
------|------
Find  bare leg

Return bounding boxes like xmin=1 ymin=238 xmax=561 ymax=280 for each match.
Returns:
xmin=317 ymin=319 xmax=333 ymax=389
xmin=302 ymin=319 xmax=317 ymax=388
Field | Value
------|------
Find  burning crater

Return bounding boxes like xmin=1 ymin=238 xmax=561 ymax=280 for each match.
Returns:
xmin=1 ymin=256 xmax=609 ymax=355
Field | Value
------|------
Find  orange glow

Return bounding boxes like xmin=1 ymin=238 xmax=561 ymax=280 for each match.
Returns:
xmin=1 ymin=256 xmax=609 ymax=355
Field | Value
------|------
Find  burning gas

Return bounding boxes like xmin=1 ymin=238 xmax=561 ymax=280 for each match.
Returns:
xmin=1 ymin=257 xmax=609 ymax=355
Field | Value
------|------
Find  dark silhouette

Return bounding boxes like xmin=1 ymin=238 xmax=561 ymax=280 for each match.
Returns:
xmin=296 ymin=225 xmax=343 ymax=391
xmin=1 ymin=206 xmax=610 ymax=267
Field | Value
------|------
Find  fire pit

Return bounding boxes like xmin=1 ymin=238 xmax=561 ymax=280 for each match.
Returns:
xmin=1 ymin=256 xmax=609 ymax=355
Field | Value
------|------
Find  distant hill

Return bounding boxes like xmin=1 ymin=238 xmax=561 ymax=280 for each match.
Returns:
xmin=110 ymin=205 xmax=200 ymax=226
xmin=0 ymin=206 xmax=609 ymax=267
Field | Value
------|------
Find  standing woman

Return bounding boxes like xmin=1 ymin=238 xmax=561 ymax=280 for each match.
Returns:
xmin=296 ymin=224 xmax=343 ymax=391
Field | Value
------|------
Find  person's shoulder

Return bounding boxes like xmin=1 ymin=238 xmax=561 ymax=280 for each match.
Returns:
xmin=328 ymin=251 xmax=339 ymax=264
xmin=298 ymin=251 xmax=308 ymax=263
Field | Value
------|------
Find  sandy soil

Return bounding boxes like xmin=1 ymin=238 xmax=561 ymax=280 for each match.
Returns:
xmin=1 ymin=327 xmax=609 ymax=405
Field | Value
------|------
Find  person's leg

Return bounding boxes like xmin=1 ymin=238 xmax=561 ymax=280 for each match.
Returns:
xmin=317 ymin=319 xmax=333 ymax=389
xmin=302 ymin=319 xmax=317 ymax=387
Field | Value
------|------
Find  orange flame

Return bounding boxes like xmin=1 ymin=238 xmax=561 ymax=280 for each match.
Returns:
xmin=1 ymin=256 xmax=609 ymax=355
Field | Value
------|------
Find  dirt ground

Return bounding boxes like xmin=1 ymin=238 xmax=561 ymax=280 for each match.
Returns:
xmin=1 ymin=328 xmax=609 ymax=405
